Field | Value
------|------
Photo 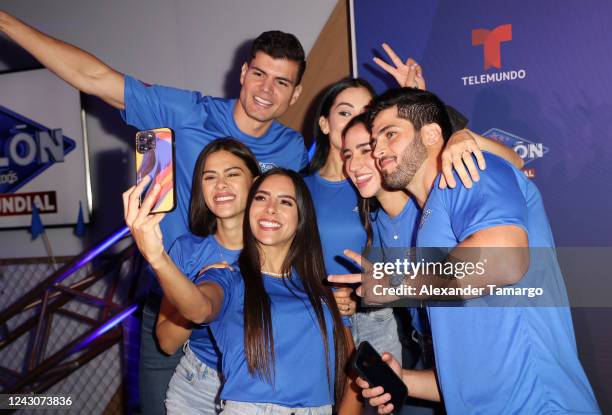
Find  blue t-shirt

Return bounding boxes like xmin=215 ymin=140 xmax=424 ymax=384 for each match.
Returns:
xmin=417 ymin=153 xmax=599 ymax=414
xmin=303 ymin=173 xmax=365 ymax=276
xmin=197 ymin=267 xmax=336 ymax=407
xmin=304 ymin=174 xmax=366 ymax=327
xmin=168 ymin=234 xmax=240 ymax=370
xmin=122 ymin=75 xmax=308 ymax=254
xmin=370 ymin=197 xmax=428 ymax=334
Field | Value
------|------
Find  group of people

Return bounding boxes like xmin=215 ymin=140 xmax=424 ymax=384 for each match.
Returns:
xmin=0 ymin=10 xmax=600 ymax=415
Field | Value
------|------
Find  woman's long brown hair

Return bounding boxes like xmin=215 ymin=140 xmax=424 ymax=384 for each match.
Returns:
xmin=238 ymin=168 xmax=348 ymax=406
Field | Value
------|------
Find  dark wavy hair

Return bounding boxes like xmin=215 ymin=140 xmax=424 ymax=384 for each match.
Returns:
xmin=251 ymin=30 xmax=306 ymax=84
xmin=308 ymin=78 xmax=376 ymax=174
xmin=366 ymin=87 xmax=453 ymax=143
xmin=238 ymin=168 xmax=348 ymax=406
xmin=189 ymin=138 xmax=260 ymax=237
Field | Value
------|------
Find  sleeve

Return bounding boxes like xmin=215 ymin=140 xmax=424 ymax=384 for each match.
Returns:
xmin=298 ymin=141 xmax=309 ymax=172
xmin=287 ymin=130 xmax=309 ymax=172
xmin=120 ymin=74 xmax=205 ymax=130
xmin=167 ymin=237 xmax=187 ymax=276
xmin=193 ymin=268 xmax=237 ymax=322
xmin=443 ymin=154 xmax=528 ymax=242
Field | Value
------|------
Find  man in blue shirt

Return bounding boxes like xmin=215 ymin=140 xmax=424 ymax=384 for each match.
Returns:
xmin=331 ymin=88 xmax=599 ymax=414
xmin=0 ymin=11 xmax=308 ymax=414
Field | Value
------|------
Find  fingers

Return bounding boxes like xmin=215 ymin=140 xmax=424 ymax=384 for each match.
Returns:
xmin=355 ymin=377 xmax=370 ymax=389
xmin=333 ymin=287 xmax=352 ymax=298
xmin=451 ymin=152 xmax=472 ymax=189
xmin=125 ymin=177 xmax=152 ymax=226
xmin=135 ymin=183 xmax=161 ymax=224
xmin=327 ymin=273 xmax=362 ymax=285
xmin=362 ymin=385 xmax=385 ymax=399
xmin=440 ymin=153 xmax=457 ymax=188
xmin=370 ymin=392 xmax=393 ymax=408
xmin=336 ymin=289 xmax=357 ymax=316
xmin=373 ymin=56 xmax=396 ymax=75
xmin=381 ymin=352 xmax=394 ymax=363
xmin=472 ymin=144 xmax=487 ymax=170
xmin=439 ymin=175 xmax=448 ymax=189
xmin=463 ymin=148 xmax=480 ymax=179
xmin=381 ymin=43 xmax=403 ymax=68
xmin=122 ymin=185 xmax=136 ymax=221
xmin=378 ymin=403 xmax=395 ymax=414
xmin=343 ymin=249 xmax=373 ymax=272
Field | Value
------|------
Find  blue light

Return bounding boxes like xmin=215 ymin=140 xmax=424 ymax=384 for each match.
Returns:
xmin=53 ymin=226 xmax=130 ymax=285
xmin=72 ymin=304 xmax=138 ymax=353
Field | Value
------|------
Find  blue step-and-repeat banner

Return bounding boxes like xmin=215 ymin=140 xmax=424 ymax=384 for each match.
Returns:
xmin=351 ymin=0 xmax=612 ymax=246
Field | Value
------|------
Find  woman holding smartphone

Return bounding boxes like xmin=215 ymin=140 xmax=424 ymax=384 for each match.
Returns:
xmin=127 ymin=138 xmax=259 ymax=414
xmin=125 ymin=168 xmax=349 ymax=414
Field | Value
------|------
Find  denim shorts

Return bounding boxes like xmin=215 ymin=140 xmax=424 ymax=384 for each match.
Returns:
xmin=219 ymin=401 xmax=332 ymax=415
xmin=165 ymin=343 xmax=222 ymax=415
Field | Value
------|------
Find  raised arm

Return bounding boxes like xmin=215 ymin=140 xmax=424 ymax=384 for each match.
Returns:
xmin=156 ymin=295 xmax=193 ymax=355
xmin=0 ymin=11 xmax=125 ymax=109
xmin=123 ymin=177 xmax=225 ymax=324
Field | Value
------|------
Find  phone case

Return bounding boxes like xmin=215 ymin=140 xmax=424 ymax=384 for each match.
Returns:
xmin=353 ymin=341 xmax=408 ymax=413
xmin=135 ymin=128 xmax=176 ymax=213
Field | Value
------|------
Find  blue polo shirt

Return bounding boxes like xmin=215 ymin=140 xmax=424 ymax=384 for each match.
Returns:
xmin=197 ymin=267 xmax=336 ymax=407
xmin=417 ymin=153 xmax=599 ymax=414
xmin=168 ymin=234 xmax=240 ymax=370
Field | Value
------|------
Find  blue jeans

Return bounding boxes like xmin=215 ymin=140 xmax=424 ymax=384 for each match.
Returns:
xmin=351 ymin=307 xmax=403 ymax=366
xmin=165 ymin=343 xmax=222 ymax=414
xmin=352 ymin=308 xmax=438 ymax=415
xmin=139 ymin=294 xmax=184 ymax=415
xmin=220 ymin=401 xmax=332 ymax=415
xmin=351 ymin=308 xmax=406 ymax=415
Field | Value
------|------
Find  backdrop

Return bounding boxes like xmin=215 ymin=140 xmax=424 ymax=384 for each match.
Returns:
xmin=350 ymin=0 xmax=612 ymax=409
xmin=351 ymin=0 xmax=612 ymax=247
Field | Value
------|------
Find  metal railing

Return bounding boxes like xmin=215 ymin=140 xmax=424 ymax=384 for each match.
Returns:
xmin=0 ymin=226 xmax=143 ymax=413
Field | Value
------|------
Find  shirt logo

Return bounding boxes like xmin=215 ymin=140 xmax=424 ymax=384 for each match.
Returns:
xmin=419 ymin=209 xmax=432 ymax=230
xmin=258 ymin=162 xmax=278 ymax=173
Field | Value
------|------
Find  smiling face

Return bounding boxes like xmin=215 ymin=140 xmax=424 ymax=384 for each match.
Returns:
xmin=341 ymin=122 xmax=383 ymax=199
xmin=249 ymin=174 xmax=299 ymax=250
xmin=201 ymin=150 xmax=254 ymax=220
xmin=237 ymin=51 xmax=302 ymax=124
xmin=371 ymin=106 xmax=427 ymax=190
xmin=320 ymin=86 xmax=373 ymax=151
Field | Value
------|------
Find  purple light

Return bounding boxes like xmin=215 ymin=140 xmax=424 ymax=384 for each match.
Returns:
xmin=53 ymin=226 xmax=130 ymax=285
xmin=72 ymin=304 xmax=139 ymax=353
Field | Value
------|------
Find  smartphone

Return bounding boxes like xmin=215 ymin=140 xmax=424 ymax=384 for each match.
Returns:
xmin=135 ymin=127 xmax=176 ymax=213
xmin=353 ymin=341 xmax=408 ymax=413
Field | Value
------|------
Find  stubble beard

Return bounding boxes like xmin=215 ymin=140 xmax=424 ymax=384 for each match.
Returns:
xmin=383 ymin=134 xmax=428 ymax=190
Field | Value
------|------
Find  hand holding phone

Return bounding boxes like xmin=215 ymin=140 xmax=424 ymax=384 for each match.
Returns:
xmin=353 ymin=341 xmax=408 ymax=414
xmin=135 ymin=128 xmax=176 ymax=213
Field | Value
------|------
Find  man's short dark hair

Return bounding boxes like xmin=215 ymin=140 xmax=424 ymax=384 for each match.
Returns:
xmin=250 ymin=30 xmax=306 ymax=85
xmin=367 ymin=87 xmax=453 ymax=143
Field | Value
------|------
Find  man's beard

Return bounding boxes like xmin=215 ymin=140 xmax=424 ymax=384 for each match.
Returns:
xmin=383 ymin=134 xmax=428 ymax=190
